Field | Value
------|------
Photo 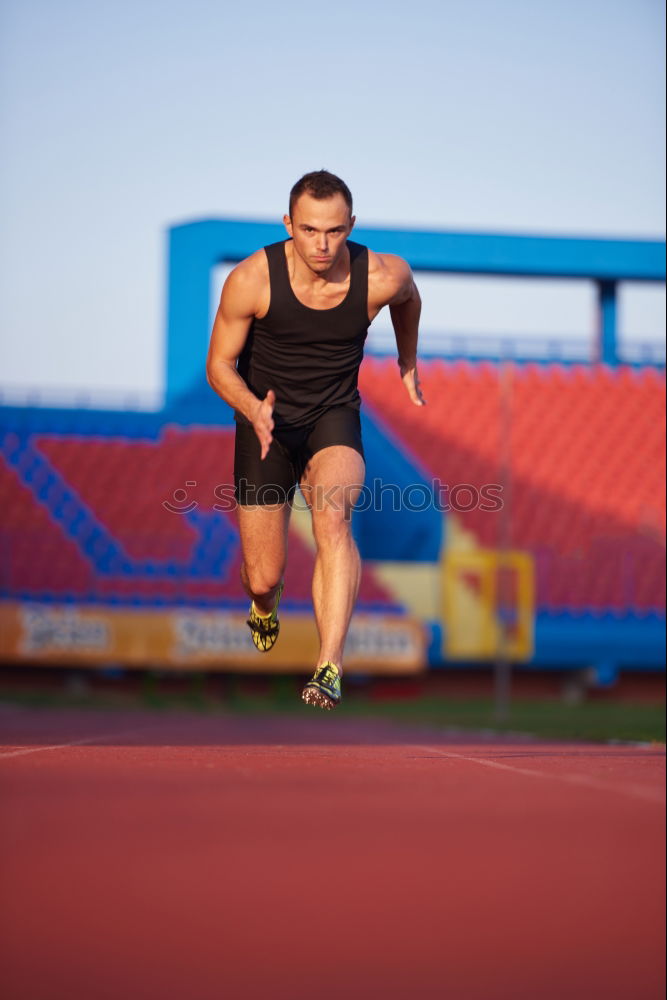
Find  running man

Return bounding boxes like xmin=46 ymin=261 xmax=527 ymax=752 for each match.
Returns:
xmin=206 ymin=170 xmax=424 ymax=709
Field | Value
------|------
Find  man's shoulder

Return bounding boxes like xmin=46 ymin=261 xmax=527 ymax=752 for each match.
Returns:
xmin=367 ymin=249 xmax=412 ymax=299
xmin=225 ymin=247 xmax=271 ymax=294
xmin=221 ymin=247 xmax=273 ymax=316
xmin=234 ymin=246 xmax=273 ymax=280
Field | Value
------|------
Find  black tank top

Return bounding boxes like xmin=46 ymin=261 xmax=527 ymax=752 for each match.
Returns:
xmin=236 ymin=239 xmax=370 ymax=429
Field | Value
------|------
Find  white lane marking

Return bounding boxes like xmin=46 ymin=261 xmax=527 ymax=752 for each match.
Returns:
xmin=421 ymin=747 xmax=666 ymax=805
xmin=0 ymin=726 xmax=156 ymax=759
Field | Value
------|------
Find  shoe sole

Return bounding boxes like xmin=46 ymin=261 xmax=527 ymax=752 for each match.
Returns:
xmin=301 ymin=686 xmax=339 ymax=710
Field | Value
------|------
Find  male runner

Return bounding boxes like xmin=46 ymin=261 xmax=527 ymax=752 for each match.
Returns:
xmin=206 ymin=170 xmax=424 ymax=709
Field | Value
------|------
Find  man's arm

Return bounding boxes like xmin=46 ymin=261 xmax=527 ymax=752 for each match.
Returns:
xmin=206 ymin=255 xmax=275 ymax=459
xmin=373 ymin=254 xmax=425 ymax=407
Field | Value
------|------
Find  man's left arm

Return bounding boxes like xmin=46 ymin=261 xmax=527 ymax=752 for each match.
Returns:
xmin=386 ymin=257 xmax=426 ymax=407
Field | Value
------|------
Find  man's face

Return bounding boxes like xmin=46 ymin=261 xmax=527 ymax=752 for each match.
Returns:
xmin=284 ymin=192 xmax=355 ymax=274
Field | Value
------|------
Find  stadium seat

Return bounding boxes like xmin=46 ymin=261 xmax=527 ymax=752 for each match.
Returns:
xmin=1 ymin=423 xmax=396 ymax=611
xmin=359 ymin=359 xmax=666 ymax=614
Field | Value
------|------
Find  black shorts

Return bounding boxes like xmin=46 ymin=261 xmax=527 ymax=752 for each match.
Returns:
xmin=234 ymin=405 xmax=365 ymax=506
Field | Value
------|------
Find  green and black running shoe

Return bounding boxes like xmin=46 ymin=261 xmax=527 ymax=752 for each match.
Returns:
xmin=246 ymin=582 xmax=284 ymax=652
xmin=302 ymin=661 xmax=342 ymax=710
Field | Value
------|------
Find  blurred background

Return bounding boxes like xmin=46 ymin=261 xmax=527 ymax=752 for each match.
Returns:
xmin=0 ymin=0 xmax=665 ymax=739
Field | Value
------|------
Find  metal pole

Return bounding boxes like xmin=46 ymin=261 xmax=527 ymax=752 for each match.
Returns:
xmin=597 ymin=280 xmax=618 ymax=366
xmin=494 ymin=358 xmax=513 ymax=722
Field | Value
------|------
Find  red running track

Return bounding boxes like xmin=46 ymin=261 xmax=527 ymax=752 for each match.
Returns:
xmin=0 ymin=706 xmax=664 ymax=1000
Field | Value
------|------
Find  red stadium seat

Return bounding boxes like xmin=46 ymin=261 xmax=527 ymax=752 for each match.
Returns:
xmin=359 ymin=359 xmax=666 ymax=613
xmin=1 ymin=424 xmax=397 ymax=610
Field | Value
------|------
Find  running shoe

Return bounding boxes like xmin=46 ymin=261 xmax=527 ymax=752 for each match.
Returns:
xmin=246 ymin=582 xmax=284 ymax=652
xmin=302 ymin=661 xmax=342 ymax=710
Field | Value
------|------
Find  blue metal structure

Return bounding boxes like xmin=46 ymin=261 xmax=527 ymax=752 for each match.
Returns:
xmin=165 ymin=218 xmax=665 ymax=402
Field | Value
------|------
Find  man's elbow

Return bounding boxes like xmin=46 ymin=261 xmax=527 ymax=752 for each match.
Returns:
xmin=206 ymin=356 xmax=225 ymax=390
xmin=206 ymin=356 xmax=236 ymax=390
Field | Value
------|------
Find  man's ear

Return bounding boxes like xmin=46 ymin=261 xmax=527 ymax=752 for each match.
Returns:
xmin=283 ymin=214 xmax=293 ymax=236
xmin=348 ymin=214 xmax=356 ymax=233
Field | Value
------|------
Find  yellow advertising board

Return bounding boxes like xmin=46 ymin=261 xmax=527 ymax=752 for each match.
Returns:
xmin=0 ymin=602 xmax=426 ymax=674
xmin=442 ymin=549 xmax=535 ymax=660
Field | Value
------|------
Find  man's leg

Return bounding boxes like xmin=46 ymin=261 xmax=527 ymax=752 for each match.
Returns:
xmin=237 ymin=502 xmax=290 ymax=615
xmin=234 ymin=418 xmax=295 ymax=618
xmin=301 ymin=445 xmax=365 ymax=675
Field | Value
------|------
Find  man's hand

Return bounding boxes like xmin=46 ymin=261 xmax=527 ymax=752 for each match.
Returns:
xmin=252 ymin=390 xmax=276 ymax=459
xmin=400 ymin=364 xmax=426 ymax=406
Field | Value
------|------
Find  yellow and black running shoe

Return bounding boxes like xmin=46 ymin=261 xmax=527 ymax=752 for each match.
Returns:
xmin=302 ymin=661 xmax=342 ymax=710
xmin=246 ymin=582 xmax=284 ymax=652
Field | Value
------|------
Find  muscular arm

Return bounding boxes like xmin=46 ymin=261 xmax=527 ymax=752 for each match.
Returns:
xmin=371 ymin=254 xmax=425 ymax=407
xmin=206 ymin=256 xmax=275 ymax=458
xmin=389 ymin=266 xmax=422 ymax=378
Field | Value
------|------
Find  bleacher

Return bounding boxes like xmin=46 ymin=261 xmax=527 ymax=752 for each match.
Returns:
xmin=1 ymin=359 xmax=664 ymax=621
xmin=0 ymin=421 xmax=397 ymax=612
xmin=1 ymin=219 xmax=664 ymax=676
xmin=0 ymin=358 xmax=664 ymax=675
xmin=359 ymin=359 xmax=666 ymax=615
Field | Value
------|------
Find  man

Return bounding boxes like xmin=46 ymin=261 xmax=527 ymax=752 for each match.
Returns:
xmin=206 ymin=170 xmax=424 ymax=709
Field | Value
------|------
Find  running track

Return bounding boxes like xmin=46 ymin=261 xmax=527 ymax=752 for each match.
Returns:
xmin=1 ymin=706 xmax=664 ymax=1000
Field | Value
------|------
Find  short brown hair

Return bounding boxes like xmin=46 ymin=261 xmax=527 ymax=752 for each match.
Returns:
xmin=288 ymin=170 xmax=353 ymax=218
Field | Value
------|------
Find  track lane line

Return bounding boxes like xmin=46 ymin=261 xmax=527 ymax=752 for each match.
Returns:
xmin=420 ymin=747 xmax=666 ymax=805
xmin=0 ymin=725 xmax=161 ymax=759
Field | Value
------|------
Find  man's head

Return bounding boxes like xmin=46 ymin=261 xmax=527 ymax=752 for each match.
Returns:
xmin=288 ymin=170 xmax=353 ymax=219
xmin=284 ymin=170 xmax=355 ymax=274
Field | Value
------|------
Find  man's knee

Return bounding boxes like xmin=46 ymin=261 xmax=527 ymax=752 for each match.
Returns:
xmin=311 ymin=506 xmax=354 ymax=548
xmin=310 ymin=481 xmax=361 ymax=520
xmin=241 ymin=561 xmax=283 ymax=598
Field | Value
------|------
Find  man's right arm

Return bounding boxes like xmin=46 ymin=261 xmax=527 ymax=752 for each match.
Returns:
xmin=206 ymin=255 xmax=275 ymax=459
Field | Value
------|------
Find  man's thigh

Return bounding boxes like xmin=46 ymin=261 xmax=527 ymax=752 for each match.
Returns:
xmin=234 ymin=419 xmax=299 ymax=507
xmin=300 ymin=446 xmax=366 ymax=520
xmin=299 ymin=406 xmax=366 ymax=517
xmin=236 ymin=501 xmax=291 ymax=572
xmin=234 ymin=421 xmax=297 ymax=572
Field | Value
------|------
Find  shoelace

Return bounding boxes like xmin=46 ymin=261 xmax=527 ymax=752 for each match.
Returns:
xmin=247 ymin=614 xmax=278 ymax=634
xmin=316 ymin=665 xmax=339 ymax=688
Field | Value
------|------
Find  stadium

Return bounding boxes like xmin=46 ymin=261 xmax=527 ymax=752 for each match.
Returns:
xmin=1 ymin=221 xmax=665 ymax=685
xmin=1 ymin=215 xmax=664 ymax=999
xmin=1 ymin=3 xmax=665 ymax=998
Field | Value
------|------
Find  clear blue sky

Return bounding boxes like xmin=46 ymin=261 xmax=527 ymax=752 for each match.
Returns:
xmin=0 ymin=0 xmax=664 ymax=402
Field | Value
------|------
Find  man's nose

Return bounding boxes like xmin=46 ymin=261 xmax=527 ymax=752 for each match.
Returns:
xmin=316 ymin=233 xmax=329 ymax=251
